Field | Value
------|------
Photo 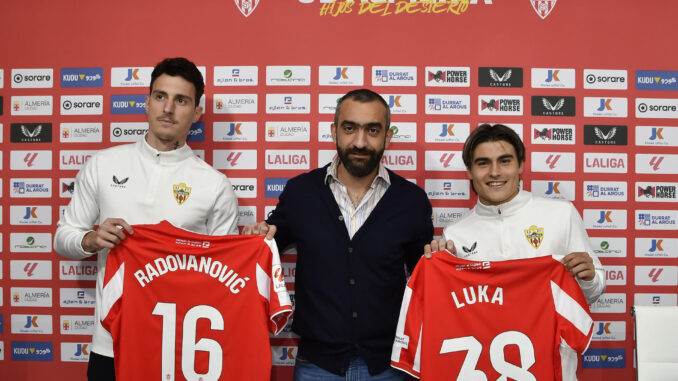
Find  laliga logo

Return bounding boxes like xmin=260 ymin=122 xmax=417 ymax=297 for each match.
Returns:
xmin=439 ymin=153 xmax=455 ymax=168
xmin=545 ymin=154 xmax=561 ymax=169
xmin=530 ymin=0 xmax=557 ymax=19
xmin=649 ymin=156 xmax=664 ymax=171
xmin=235 ymin=0 xmax=260 ymax=17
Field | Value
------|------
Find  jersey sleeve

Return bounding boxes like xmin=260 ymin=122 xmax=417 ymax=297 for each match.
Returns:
xmin=550 ymin=259 xmax=594 ymax=354
xmin=390 ymin=259 xmax=426 ymax=379
xmin=259 ymin=238 xmax=293 ymax=335
xmin=100 ymin=248 xmax=126 ymax=335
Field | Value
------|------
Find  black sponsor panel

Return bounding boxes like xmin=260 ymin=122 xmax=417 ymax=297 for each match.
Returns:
xmin=584 ymin=125 xmax=628 ymax=145
xmin=531 ymin=96 xmax=576 ymax=116
xmin=478 ymin=67 xmax=523 ymax=87
xmin=0 ymin=96 xmax=3 ymax=115
xmin=10 ymin=123 xmax=53 ymax=143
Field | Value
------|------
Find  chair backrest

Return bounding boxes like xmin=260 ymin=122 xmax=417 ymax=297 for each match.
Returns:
xmin=632 ymin=305 xmax=678 ymax=381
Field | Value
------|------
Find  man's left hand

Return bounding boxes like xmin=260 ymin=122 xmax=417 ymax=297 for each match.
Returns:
xmin=563 ymin=252 xmax=595 ymax=281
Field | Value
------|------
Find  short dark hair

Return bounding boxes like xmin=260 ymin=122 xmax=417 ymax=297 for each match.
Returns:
xmin=462 ymin=124 xmax=526 ymax=168
xmin=334 ymin=88 xmax=391 ymax=128
xmin=150 ymin=57 xmax=204 ymax=106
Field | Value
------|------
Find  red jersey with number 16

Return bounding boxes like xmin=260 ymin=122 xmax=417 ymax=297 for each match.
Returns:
xmin=391 ymin=252 xmax=593 ymax=380
xmin=101 ymin=220 xmax=292 ymax=381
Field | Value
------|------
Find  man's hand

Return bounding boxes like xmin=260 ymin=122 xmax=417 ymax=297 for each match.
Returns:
xmin=424 ymin=238 xmax=456 ymax=259
xmin=81 ymin=218 xmax=133 ymax=253
xmin=563 ymin=252 xmax=596 ymax=281
xmin=242 ymin=221 xmax=277 ymax=240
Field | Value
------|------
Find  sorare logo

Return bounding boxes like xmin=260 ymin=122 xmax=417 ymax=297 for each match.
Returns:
xmin=61 ymin=68 xmax=103 ymax=88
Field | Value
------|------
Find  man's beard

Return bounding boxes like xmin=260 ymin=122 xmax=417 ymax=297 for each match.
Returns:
xmin=336 ymin=145 xmax=384 ymax=177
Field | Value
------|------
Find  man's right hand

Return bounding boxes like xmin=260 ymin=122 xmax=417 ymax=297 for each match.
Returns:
xmin=81 ymin=218 xmax=134 ymax=253
xmin=424 ymin=238 xmax=456 ymax=259
xmin=242 ymin=221 xmax=277 ymax=240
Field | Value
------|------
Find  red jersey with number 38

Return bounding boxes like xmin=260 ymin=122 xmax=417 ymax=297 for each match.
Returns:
xmin=391 ymin=252 xmax=593 ymax=380
xmin=101 ymin=221 xmax=292 ymax=381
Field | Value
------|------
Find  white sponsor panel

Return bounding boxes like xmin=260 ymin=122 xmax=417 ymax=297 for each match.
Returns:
xmin=424 ymin=151 xmax=465 ymax=171
xmin=0 ymin=341 xmax=3 ymax=360
xmin=635 ymin=182 xmax=678 ymax=202
xmin=583 ymin=97 xmax=628 ymax=117
xmin=635 ymin=238 xmax=678 ymax=258
xmin=635 ymin=126 xmax=678 ymax=146
xmin=425 ymin=66 xmax=470 ymax=87
xmin=237 ymin=206 xmax=256 ymax=227
xmin=583 ymin=69 xmax=628 ymax=90
xmin=11 ymin=68 xmax=53 ymax=88
xmin=635 ymin=266 xmax=678 ymax=286
xmin=478 ymin=95 xmax=523 ymax=115
xmin=10 ymin=260 xmax=52 ymax=280
xmin=381 ymin=94 xmax=417 ymax=114
xmin=589 ymin=293 xmax=626 ymax=313
xmin=271 ymin=346 xmax=298 ymax=366
xmin=381 ymin=150 xmax=417 ymax=171
xmin=59 ymin=261 xmax=98 ymax=281
xmin=10 ymin=150 xmax=52 ymax=170
xmin=424 ymin=179 xmax=470 ymax=200
xmin=60 ymin=315 xmax=96 ymax=335
xmin=60 ymin=150 xmax=96 ymax=170
xmin=266 ymin=94 xmax=310 ymax=114
xmin=317 ymin=149 xmax=337 ymax=168
xmin=389 ymin=122 xmax=417 ymax=143
xmin=583 ymin=181 xmax=627 ymax=201
xmin=229 ymin=178 xmax=257 ymax=199
xmin=604 ymin=265 xmax=627 ymax=286
xmin=425 ymin=94 xmax=471 ymax=115
xmin=0 ymin=123 xmax=3 ymax=142
xmin=10 ymin=287 xmax=52 ymax=307
xmin=0 ymin=68 xmax=4 ymax=88
xmin=265 ymin=122 xmax=310 ymax=142
xmin=530 ymin=152 xmax=576 ymax=173
xmin=61 ymin=343 xmax=91 ymax=362
xmin=266 ymin=66 xmax=311 ymax=86
xmin=11 ymin=95 xmax=53 ymax=115
xmin=11 ymin=315 xmax=53 ymax=334
xmin=213 ymin=66 xmax=258 ymax=86
xmin=60 ymin=95 xmax=103 ymax=115
xmin=635 ymin=154 xmax=678 ymax=174
xmin=583 ymin=209 xmax=627 ymax=230
xmin=10 ymin=233 xmax=52 ymax=253
xmin=372 ymin=66 xmax=417 ymax=86
xmin=60 ymin=123 xmax=102 ymax=143
xmin=265 ymin=150 xmax=310 ymax=170
xmin=636 ymin=98 xmax=678 ymax=119
xmin=592 ymin=321 xmax=626 ymax=341
xmin=60 ymin=288 xmax=96 ymax=308
xmin=10 ymin=178 xmax=52 ymax=198
xmin=318 ymin=122 xmax=333 ymax=142
xmin=10 ymin=205 xmax=51 ymax=225
xmin=318 ymin=93 xmax=342 ymax=114
xmin=433 ymin=208 xmax=469 ymax=228
xmin=110 ymin=122 xmax=148 ymax=142
xmin=213 ymin=94 xmax=257 ymax=114
xmin=590 ymin=237 xmax=627 ymax=258
xmin=530 ymin=124 xmax=576 ymax=145
xmin=110 ymin=67 xmax=153 ymax=87
xmin=531 ymin=68 xmax=576 ymax=88
xmin=530 ymin=180 xmax=575 ymax=201
xmin=213 ymin=121 xmax=257 ymax=142
xmin=635 ymin=210 xmax=678 ymax=230
xmin=583 ymin=153 xmax=627 ymax=173
xmin=318 ymin=66 xmax=364 ymax=86
xmin=425 ymin=122 xmax=470 ymax=143
xmin=212 ymin=150 xmax=257 ymax=170
xmin=633 ymin=293 xmax=678 ymax=306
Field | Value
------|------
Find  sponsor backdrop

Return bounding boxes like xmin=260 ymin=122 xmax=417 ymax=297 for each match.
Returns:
xmin=1 ymin=1 xmax=677 ymax=380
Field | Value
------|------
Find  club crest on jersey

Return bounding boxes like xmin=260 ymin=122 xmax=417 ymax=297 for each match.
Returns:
xmin=530 ymin=0 xmax=557 ymax=19
xmin=234 ymin=0 xmax=260 ymax=17
xmin=524 ymin=225 xmax=544 ymax=249
xmin=173 ymin=182 xmax=191 ymax=205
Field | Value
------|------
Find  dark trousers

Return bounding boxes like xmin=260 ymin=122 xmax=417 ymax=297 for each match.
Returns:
xmin=87 ymin=351 xmax=115 ymax=381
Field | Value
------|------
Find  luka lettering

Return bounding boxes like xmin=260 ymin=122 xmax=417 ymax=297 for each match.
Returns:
xmin=451 ymin=285 xmax=504 ymax=309
xmin=134 ymin=254 xmax=250 ymax=294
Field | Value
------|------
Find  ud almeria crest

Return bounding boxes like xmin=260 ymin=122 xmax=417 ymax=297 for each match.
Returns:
xmin=530 ymin=0 xmax=557 ymax=19
xmin=173 ymin=182 xmax=192 ymax=205
xmin=524 ymin=225 xmax=544 ymax=249
xmin=235 ymin=0 xmax=260 ymax=17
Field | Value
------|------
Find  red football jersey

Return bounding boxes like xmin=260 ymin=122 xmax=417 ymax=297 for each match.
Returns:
xmin=101 ymin=221 xmax=292 ymax=381
xmin=391 ymin=252 xmax=593 ymax=380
